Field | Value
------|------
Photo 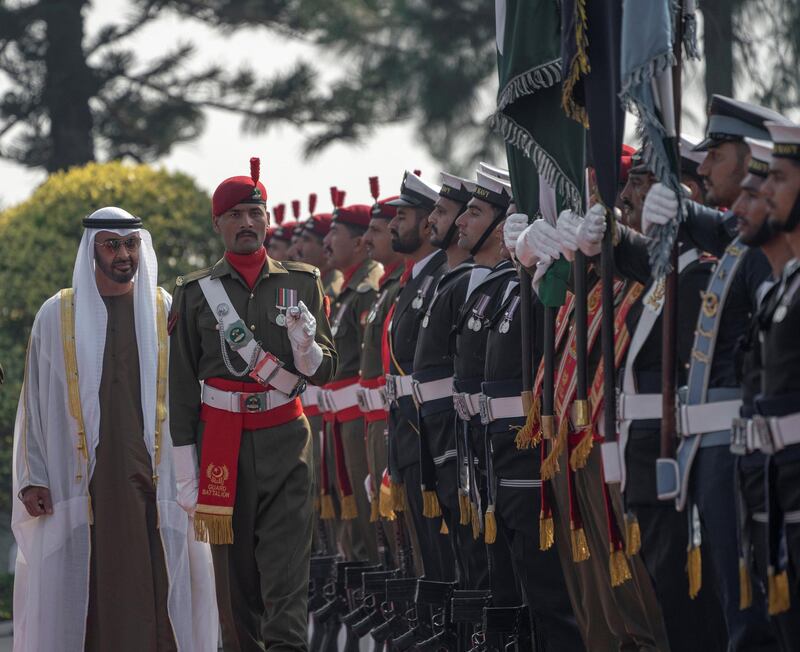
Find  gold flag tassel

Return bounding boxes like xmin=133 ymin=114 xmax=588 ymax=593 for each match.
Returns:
xmin=484 ymin=506 xmax=497 ymax=544
xmin=320 ymin=493 xmax=336 ymax=520
xmin=539 ymin=511 xmax=555 ymax=551
xmin=571 ymin=523 xmax=590 ymax=562
xmin=739 ymin=558 xmax=753 ymax=610
xmin=625 ymin=515 xmax=641 ymax=557
xmin=767 ymin=567 xmax=790 ymax=615
xmin=541 ymin=417 xmax=568 ymax=480
xmin=195 ymin=513 xmax=234 ymax=545
xmin=440 ymin=519 xmax=449 ymax=535
xmin=610 ymin=548 xmax=633 ymax=587
xmin=569 ymin=430 xmax=594 ymax=471
xmin=687 ymin=544 xmax=702 ymax=599
xmin=391 ymin=482 xmax=407 ymax=512
xmin=379 ymin=486 xmax=396 ymax=521
xmin=370 ymin=497 xmax=379 ymax=523
xmin=422 ymin=490 xmax=442 ymax=518
xmin=514 ymin=393 xmax=541 ymax=450
xmin=459 ymin=493 xmax=471 ymax=525
xmin=340 ymin=494 xmax=358 ymax=520
xmin=471 ymin=504 xmax=481 ymax=540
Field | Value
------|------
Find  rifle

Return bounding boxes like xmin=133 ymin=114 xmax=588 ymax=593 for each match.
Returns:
xmin=341 ymin=563 xmax=383 ymax=652
xmin=411 ymin=580 xmax=459 ymax=651
xmin=313 ymin=560 xmax=375 ymax=652
xmin=482 ymin=606 xmax=532 ymax=652
xmin=309 ymin=555 xmax=339 ymax=652
xmin=349 ymin=570 xmax=397 ymax=651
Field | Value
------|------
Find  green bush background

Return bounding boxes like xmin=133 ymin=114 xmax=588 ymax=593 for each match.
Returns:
xmin=0 ymin=161 xmax=219 ymax=511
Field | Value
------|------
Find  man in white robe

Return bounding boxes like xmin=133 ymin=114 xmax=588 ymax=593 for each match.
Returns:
xmin=11 ymin=207 xmax=217 ymax=651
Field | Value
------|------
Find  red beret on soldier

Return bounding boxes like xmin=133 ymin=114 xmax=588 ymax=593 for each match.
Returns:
xmin=212 ymin=157 xmax=268 ymax=216
xmin=330 ymin=186 xmax=372 ymax=231
xmin=368 ymin=176 xmax=399 ymax=220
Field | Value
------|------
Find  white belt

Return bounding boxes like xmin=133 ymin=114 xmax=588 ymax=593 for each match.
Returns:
xmin=319 ymin=383 xmax=361 ymax=413
xmin=357 ymin=386 xmax=388 ymax=412
xmin=385 ymin=374 xmax=415 ymax=403
xmin=202 ymin=383 xmax=295 ymax=414
xmin=301 ymin=385 xmax=321 ymax=408
xmin=678 ymin=399 xmax=742 ymax=436
xmin=752 ymin=413 xmax=800 ymax=454
xmin=412 ymin=376 xmax=454 ymax=404
xmin=453 ymin=392 xmax=481 ymax=421
xmin=618 ymin=393 xmax=662 ymax=421
xmin=479 ymin=395 xmax=525 ymax=425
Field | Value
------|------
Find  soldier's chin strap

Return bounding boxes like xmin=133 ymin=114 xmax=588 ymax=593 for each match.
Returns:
xmin=469 ymin=207 xmax=506 ymax=257
xmin=438 ymin=203 xmax=467 ymax=250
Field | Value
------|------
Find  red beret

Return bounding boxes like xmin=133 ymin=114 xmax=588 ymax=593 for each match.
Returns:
xmin=333 ymin=204 xmax=372 ymax=230
xmin=212 ymin=157 xmax=268 ymax=217
xmin=271 ymin=220 xmax=297 ymax=243
xmin=619 ymin=144 xmax=637 ymax=185
xmin=302 ymin=213 xmax=334 ymax=238
xmin=370 ymin=197 xmax=399 ymax=220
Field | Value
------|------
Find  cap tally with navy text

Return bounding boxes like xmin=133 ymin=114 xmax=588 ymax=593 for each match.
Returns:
xmin=386 ymin=171 xmax=440 ymax=211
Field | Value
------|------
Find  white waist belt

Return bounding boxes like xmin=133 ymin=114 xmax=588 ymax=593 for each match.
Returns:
xmin=618 ymin=393 xmax=662 ymax=421
xmin=385 ymin=374 xmax=415 ymax=403
xmin=479 ymin=395 xmax=525 ymax=425
xmin=752 ymin=412 xmax=800 ymax=453
xmin=453 ymin=392 xmax=482 ymax=422
xmin=357 ymin=386 xmax=388 ymax=412
xmin=301 ymin=385 xmax=321 ymax=408
xmin=678 ymin=399 xmax=742 ymax=436
xmin=319 ymin=383 xmax=361 ymax=413
xmin=202 ymin=383 xmax=295 ymax=414
xmin=412 ymin=376 xmax=454 ymax=404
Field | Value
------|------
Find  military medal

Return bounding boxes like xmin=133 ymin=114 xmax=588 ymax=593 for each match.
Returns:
xmin=774 ymin=305 xmax=788 ymax=323
xmin=275 ymin=288 xmax=298 ymax=328
xmin=422 ymin=314 xmax=430 ymax=328
xmin=468 ymin=294 xmax=491 ymax=332
xmin=498 ymin=296 xmax=520 ymax=335
xmin=367 ymin=291 xmax=388 ymax=324
xmin=411 ymin=277 xmax=434 ymax=310
xmin=331 ymin=302 xmax=348 ymax=337
xmin=276 ymin=313 xmax=286 ymax=327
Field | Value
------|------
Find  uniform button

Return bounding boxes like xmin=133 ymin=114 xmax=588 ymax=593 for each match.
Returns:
xmin=250 ymin=293 xmax=254 ymax=299
xmin=250 ymin=324 xmax=256 ymax=331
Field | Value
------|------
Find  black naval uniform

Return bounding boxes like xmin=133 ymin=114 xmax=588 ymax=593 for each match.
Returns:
xmin=452 ymin=259 xmax=516 ymax=595
xmin=387 ymin=249 xmax=455 ymax=580
xmin=615 ymin=226 xmax=727 ymax=652
xmin=412 ymin=259 xmax=489 ymax=588
xmin=482 ymin=275 xmax=584 ymax=651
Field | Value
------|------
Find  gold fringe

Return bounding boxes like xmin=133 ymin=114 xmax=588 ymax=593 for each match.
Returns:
xmin=471 ymin=505 xmax=481 ymax=540
xmin=687 ymin=545 xmax=702 ymax=599
xmin=194 ymin=513 xmax=234 ymax=545
xmin=314 ymin=496 xmax=321 ymax=513
xmin=539 ymin=512 xmax=555 ymax=551
xmin=379 ymin=487 xmax=396 ymax=520
xmin=610 ymin=549 xmax=632 ymax=587
xmin=484 ymin=508 xmax=497 ymax=544
xmin=625 ymin=516 xmax=641 ymax=557
xmin=561 ymin=0 xmax=591 ymax=127
xmin=370 ymin=497 xmax=379 ymax=523
xmin=440 ymin=519 xmax=449 ymax=535
xmin=541 ymin=417 xmax=568 ymax=480
xmin=459 ymin=493 xmax=471 ymax=526
xmin=569 ymin=430 xmax=594 ymax=471
xmin=571 ymin=526 xmax=590 ymax=562
xmin=768 ymin=569 xmax=790 ymax=615
xmin=514 ymin=394 xmax=541 ymax=449
xmin=320 ymin=493 xmax=335 ymax=520
xmin=422 ymin=490 xmax=442 ymax=518
xmin=541 ymin=414 xmax=555 ymax=440
xmin=391 ymin=482 xmax=406 ymax=512
xmin=739 ymin=559 xmax=753 ymax=610
xmin=340 ymin=494 xmax=358 ymax=520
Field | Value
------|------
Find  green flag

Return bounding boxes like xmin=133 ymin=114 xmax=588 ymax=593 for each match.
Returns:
xmin=492 ymin=0 xmax=585 ymax=307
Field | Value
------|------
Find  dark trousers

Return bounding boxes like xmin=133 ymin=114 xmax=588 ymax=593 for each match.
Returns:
xmin=691 ymin=445 xmax=776 ymax=651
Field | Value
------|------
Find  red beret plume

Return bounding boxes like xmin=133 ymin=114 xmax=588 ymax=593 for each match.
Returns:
xmin=309 ymin=193 xmax=317 ymax=215
xmin=330 ymin=186 xmax=339 ymax=208
xmin=413 ymin=169 xmax=421 ymax=177
xmin=274 ymin=204 xmax=285 ymax=225
xmin=292 ymin=200 xmax=301 ymax=219
xmin=250 ymin=157 xmax=260 ymax=185
xmin=337 ymin=190 xmax=346 ymax=206
xmin=369 ymin=176 xmax=380 ymax=201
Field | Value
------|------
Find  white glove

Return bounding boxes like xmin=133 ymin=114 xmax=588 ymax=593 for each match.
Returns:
xmin=286 ymin=300 xmax=323 ymax=376
xmin=364 ymin=475 xmax=375 ymax=503
xmin=642 ymin=182 xmax=689 ymax=235
xmin=515 ymin=219 xmax=562 ymax=268
xmin=555 ymin=210 xmax=582 ymax=260
xmin=503 ymin=213 xmax=529 ymax=258
xmin=173 ymin=445 xmax=199 ymax=516
xmin=576 ymin=203 xmax=607 ymax=256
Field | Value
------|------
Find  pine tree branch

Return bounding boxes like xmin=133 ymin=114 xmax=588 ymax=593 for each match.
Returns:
xmin=86 ymin=1 xmax=162 ymax=56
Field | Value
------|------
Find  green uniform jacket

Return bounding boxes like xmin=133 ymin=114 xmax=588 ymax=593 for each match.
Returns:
xmin=330 ymin=259 xmax=383 ymax=381
xmin=168 ymin=255 xmax=337 ymax=446
xmin=360 ymin=264 xmax=404 ymax=381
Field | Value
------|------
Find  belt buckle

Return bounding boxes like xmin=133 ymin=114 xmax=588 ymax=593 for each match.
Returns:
xmin=385 ymin=375 xmax=397 ymax=404
xmin=249 ymin=351 xmax=285 ymax=387
xmin=753 ymin=415 xmax=775 ymax=454
xmin=730 ymin=417 xmax=747 ymax=455
xmin=410 ymin=380 xmax=423 ymax=406
xmin=356 ymin=388 xmax=369 ymax=412
xmin=318 ymin=390 xmax=330 ymax=413
xmin=239 ymin=391 xmax=266 ymax=413
xmin=453 ymin=393 xmax=471 ymax=421
xmin=478 ymin=394 xmax=491 ymax=425
xmin=676 ymin=404 xmax=689 ymax=438
xmin=377 ymin=387 xmax=388 ymax=410
xmin=616 ymin=391 xmax=625 ymax=423
xmin=288 ymin=377 xmax=307 ymax=399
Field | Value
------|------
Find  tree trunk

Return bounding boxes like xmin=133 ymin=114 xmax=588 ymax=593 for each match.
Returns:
xmin=43 ymin=0 xmax=95 ymax=172
xmin=699 ymin=0 xmax=734 ymax=105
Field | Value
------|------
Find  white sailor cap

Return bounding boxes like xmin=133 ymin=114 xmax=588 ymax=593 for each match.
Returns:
xmin=680 ymin=135 xmax=706 ymax=167
xmin=694 ymin=95 xmax=792 ymax=151
xmin=478 ymin=162 xmax=510 ymax=182
xmin=766 ymin=122 xmax=800 ymax=161
xmin=439 ymin=172 xmax=477 ymax=204
xmin=386 ymin=171 xmax=440 ymax=210
xmin=744 ymin=138 xmax=773 ymax=177
xmin=473 ymin=170 xmax=512 ymax=209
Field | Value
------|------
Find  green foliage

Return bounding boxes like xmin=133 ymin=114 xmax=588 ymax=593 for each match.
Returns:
xmin=0 ymin=573 xmax=11 ymax=620
xmin=0 ymin=161 xmax=219 ymax=510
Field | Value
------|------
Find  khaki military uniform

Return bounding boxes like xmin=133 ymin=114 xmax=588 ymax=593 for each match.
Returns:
xmin=169 ymin=255 xmax=336 ymax=652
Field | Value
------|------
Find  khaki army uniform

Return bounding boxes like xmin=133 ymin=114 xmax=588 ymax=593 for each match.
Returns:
xmin=319 ymin=258 xmax=383 ymax=562
xmin=169 ymin=255 xmax=336 ymax=651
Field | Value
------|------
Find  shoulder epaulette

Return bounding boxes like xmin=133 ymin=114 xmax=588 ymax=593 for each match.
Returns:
xmin=174 ymin=267 xmax=212 ymax=287
xmin=283 ymin=260 xmax=321 ymax=279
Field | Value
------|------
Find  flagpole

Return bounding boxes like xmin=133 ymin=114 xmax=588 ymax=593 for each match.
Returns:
xmin=573 ymin=167 xmax=593 ymax=428
xmin=519 ymin=266 xmax=535 ymax=414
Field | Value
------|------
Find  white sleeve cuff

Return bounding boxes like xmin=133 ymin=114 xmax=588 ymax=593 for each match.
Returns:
xmin=293 ymin=341 xmax=324 ymax=377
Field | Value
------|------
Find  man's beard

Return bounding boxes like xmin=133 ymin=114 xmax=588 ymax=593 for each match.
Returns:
xmin=392 ymin=230 xmax=423 ymax=254
xmin=740 ymin=217 xmax=775 ymax=248
xmin=96 ymin=255 xmax=137 ymax=283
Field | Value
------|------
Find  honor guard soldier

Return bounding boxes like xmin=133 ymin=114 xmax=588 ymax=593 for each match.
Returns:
xmin=384 ymin=170 xmax=453 ymax=580
xmin=266 ymin=203 xmax=293 ymax=262
xmin=319 ymin=190 xmax=384 ymax=563
xmin=358 ymin=177 xmax=405 ymax=565
xmin=168 ymin=157 xmax=336 ymax=650
xmin=756 ymin=121 xmax=800 ymax=622
xmin=451 ymin=169 xmax=517 ymax=595
xmin=412 ymin=171 xmax=489 ymax=588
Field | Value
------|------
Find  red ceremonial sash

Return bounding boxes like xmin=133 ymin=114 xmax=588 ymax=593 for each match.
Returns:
xmin=195 ymin=377 xmax=302 ymax=544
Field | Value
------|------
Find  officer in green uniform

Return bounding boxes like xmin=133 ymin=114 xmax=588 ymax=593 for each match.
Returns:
xmin=319 ymin=197 xmax=383 ymax=562
xmin=168 ymin=158 xmax=336 ymax=651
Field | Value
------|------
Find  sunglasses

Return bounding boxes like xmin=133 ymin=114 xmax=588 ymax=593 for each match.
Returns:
xmin=94 ymin=236 xmax=142 ymax=253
